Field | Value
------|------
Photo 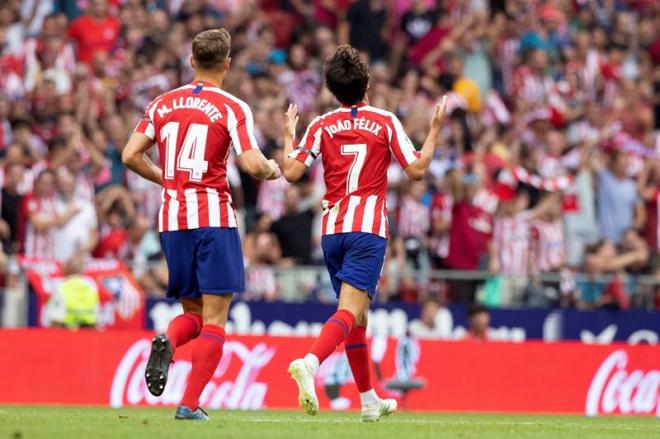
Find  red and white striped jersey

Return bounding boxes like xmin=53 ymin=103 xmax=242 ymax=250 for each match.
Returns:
xmin=531 ymin=218 xmax=565 ymax=273
xmin=134 ymin=81 xmax=259 ymax=232
xmin=398 ymin=195 xmax=430 ymax=238
xmin=492 ymin=211 xmax=533 ymax=275
xmin=289 ymin=103 xmax=419 ymax=239
xmin=429 ymin=192 xmax=453 ymax=259
xmin=21 ymin=194 xmax=58 ymax=260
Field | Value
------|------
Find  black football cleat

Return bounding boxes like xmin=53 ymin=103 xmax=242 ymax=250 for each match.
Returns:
xmin=145 ymin=333 xmax=173 ymax=396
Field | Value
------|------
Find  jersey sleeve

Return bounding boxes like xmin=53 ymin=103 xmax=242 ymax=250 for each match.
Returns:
xmin=226 ymin=100 xmax=260 ymax=155
xmin=288 ymin=117 xmax=322 ymax=167
xmin=387 ymin=113 xmax=419 ymax=169
xmin=134 ymin=98 xmax=158 ymax=141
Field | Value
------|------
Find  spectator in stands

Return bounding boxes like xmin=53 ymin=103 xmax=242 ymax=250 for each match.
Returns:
xmin=409 ymin=298 xmax=452 ymax=339
xmin=52 ymin=170 xmax=97 ymax=262
xmin=397 ymin=179 xmax=430 ymax=271
xmin=46 ymin=253 xmax=99 ymax=329
xmin=597 ymin=150 xmax=645 ymax=245
xmin=67 ymin=0 xmax=120 ymax=64
xmin=444 ymin=164 xmax=496 ymax=303
xmin=341 ymin=0 xmax=389 ymax=61
xmin=0 ymin=0 xmax=657 ymax=309
xmin=0 ymin=163 xmax=24 ymax=254
xmin=271 ymin=185 xmax=315 ymax=266
xmin=22 ymin=169 xmax=78 ymax=260
xmin=466 ymin=304 xmax=490 ymax=341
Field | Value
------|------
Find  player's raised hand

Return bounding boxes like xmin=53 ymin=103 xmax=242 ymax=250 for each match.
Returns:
xmin=430 ymin=95 xmax=449 ymax=130
xmin=284 ymin=103 xmax=299 ymax=139
xmin=267 ymin=159 xmax=282 ymax=180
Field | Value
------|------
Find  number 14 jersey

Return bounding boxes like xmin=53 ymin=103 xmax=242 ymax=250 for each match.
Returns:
xmin=134 ymin=81 xmax=259 ymax=232
xmin=289 ymin=103 xmax=419 ymax=239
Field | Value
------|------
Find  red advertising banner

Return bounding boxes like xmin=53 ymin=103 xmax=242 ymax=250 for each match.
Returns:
xmin=19 ymin=257 xmax=145 ymax=329
xmin=0 ymin=329 xmax=658 ymax=417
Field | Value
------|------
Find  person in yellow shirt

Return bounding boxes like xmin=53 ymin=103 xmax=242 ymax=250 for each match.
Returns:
xmin=47 ymin=254 xmax=99 ymax=329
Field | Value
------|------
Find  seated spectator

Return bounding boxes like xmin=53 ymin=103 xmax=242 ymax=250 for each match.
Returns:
xmin=409 ymin=298 xmax=452 ymax=339
xmin=465 ymin=304 xmax=490 ymax=341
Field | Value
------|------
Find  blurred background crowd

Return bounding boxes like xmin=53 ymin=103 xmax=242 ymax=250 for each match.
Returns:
xmin=0 ymin=0 xmax=659 ymax=311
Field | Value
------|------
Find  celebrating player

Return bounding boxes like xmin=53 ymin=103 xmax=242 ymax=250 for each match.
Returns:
xmin=283 ymin=45 xmax=447 ymax=422
xmin=122 ymin=29 xmax=280 ymax=420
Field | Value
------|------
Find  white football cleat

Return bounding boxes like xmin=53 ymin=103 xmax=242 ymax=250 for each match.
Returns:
xmin=288 ymin=358 xmax=319 ymax=416
xmin=361 ymin=398 xmax=397 ymax=422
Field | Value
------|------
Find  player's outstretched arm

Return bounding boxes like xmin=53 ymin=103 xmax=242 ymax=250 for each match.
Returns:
xmin=404 ymin=95 xmax=448 ymax=181
xmin=236 ymin=149 xmax=281 ymax=180
xmin=282 ymin=104 xmax=307 ymax=183
xmin=122 ymin=132 xmax=163 ymax=185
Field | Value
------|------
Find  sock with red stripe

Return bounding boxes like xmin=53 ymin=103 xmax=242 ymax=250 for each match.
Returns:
xmin=308 ymin=309 xmax=356 ymax=366
xmin=345 ymin=325 xmax=373 ymax=393
xmin=166 ymin=312 xmax=202 ymax=350
xmin=181 ymin=324 xmax=225 ymax=409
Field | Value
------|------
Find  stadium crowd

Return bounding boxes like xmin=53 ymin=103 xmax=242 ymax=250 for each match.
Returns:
xmin=0 ymin=0 xmax=659 ymax=310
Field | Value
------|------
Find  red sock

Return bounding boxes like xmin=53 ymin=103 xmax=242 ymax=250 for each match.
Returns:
xmin=310 ymin=309 xmax=355 ymax=363
xmin=345 ymin=326 xmax=372 ymax=393
xmin=181 ymin=324 xmax=225 ymax=409
xmin=165 ymin=312 xmax=202 ymax=349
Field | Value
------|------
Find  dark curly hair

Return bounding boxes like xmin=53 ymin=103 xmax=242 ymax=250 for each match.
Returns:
xmin=323 ymin=45 xmax=369 ymax=105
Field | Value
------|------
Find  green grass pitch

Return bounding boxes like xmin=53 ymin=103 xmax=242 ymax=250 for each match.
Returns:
xmin=0 ymin=407 xmax=658 ymax=439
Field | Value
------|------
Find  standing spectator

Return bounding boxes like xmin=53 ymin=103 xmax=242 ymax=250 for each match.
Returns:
xmin=0 ymin=163 xmax=25 ymax=253
xmin=340 ymin=0 xmax=389 ymax=61
xmin=67 ymin=0 xmax=120 ymax=64
xmin=445 ymin=166 xmax=496 ymax=303
xmin=563 ymin=150 xmax=599 ymax=268
xmin=531 ymin=193 xmax=565 ymax=273
xmin=271 ymin=185 xmax=315 ymax=265
xmin=597 ymin=150 xmax=645 ymax=244
xmin=21 ymin=169 xmax=78 ymax=260
xmin=52 ymin=171 xmax=98 ymax=262
xmin=428 ymin=187 xmax=452 ymax=268
xmin=397 ymin=180 xmax=430 ymax=270
xmin=638 ymin=159 xmax=660 ymax=255
xmin=256 ymin=149 xmax=289 ymax=221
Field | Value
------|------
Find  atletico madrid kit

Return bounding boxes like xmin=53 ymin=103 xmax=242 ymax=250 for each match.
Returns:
xmin=135 ymin=80 xmax=259 ymax=297
xmin=289 ymin=103 xmax=419 ymax=297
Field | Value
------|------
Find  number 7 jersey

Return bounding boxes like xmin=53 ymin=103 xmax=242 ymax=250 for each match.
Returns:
xmin=288 ymin=103 xmax=419 ymax=239
xmin=134 ymin=81 xmax=259 ymax=232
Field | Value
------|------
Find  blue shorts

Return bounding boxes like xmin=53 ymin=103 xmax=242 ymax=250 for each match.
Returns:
xmin=159 ymin=227 xmax=245 ymax=299
xmin=322 ymin=232 xmax=387 ymax=299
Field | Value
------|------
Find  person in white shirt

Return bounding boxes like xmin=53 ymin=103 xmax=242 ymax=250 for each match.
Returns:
xmin=408 ymin=299 xmax=453 ymax=339
xmin=53 ymin=170 xmax=98 ymax=262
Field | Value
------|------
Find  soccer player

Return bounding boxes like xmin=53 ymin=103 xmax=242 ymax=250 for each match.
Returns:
xmin=122 ymin=29 xmax=280 ymax=420
xmin=283 ymin=45 xmax=447 ymax=422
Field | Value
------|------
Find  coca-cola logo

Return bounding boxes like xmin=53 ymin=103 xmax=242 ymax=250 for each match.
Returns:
xmin=110 ymin=339 xmax=275 ymax=409
xmin=585 ymin=350 xmax=660 ymax=417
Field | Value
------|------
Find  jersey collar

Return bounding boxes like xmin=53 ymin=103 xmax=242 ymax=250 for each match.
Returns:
xmin=340 ymin=101 xmax=368 ymax=109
